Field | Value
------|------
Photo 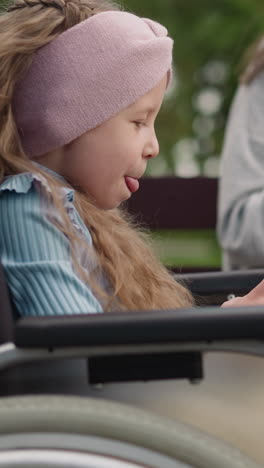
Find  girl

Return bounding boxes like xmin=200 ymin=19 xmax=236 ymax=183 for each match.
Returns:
xmin=0 ymin=0 xmax=263 ymax=316
xmin=0 ymin=0 xmax=194 ymax=316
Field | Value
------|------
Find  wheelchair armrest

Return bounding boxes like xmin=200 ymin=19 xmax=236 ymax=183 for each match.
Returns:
xmin=0 ymin=306 xmax=263 ymax=385
xmin=14 ymin=305 xmax=264 ymax=348
xmin=175 ymin=269 xmax=264 ymax=296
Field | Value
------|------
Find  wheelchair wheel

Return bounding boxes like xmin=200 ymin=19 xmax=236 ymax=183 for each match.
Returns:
xmin=0 ymin=395 xmax=260 ymax=468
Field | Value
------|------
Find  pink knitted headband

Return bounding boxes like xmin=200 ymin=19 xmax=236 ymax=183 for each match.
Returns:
xmin=12 ymin=11 xmax=173 ymax=158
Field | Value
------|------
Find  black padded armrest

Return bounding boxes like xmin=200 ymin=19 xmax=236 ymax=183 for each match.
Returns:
xmin=176 ymin=269 xmax=264 ymax=296
xmin=15 ymin=305 xmax=264 ymax=348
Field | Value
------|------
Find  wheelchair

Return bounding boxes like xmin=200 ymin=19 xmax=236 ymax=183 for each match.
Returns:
xmin=1 ymin=260 xmax=264 ymax=468
xmin=1 ymin=176 xmax=264 ymax=467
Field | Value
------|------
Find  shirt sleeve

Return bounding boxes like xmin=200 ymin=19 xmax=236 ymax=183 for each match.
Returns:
xmin=0 ymin=179 xmax=103 ymax=316
xmin=217 ymin=71 xmax=264 ymax=270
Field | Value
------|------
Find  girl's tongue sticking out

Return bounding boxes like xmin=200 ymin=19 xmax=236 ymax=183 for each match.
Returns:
xmin=125 ymin=176 xmax=139 ymax=193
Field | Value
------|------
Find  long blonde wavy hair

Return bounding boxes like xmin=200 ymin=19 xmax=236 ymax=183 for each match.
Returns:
xmin=0 ymin=0 xmax=194 ymax=311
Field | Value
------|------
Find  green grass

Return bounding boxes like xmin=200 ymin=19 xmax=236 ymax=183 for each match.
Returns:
xmin=151 ymin=229 xmax=221 ymax=268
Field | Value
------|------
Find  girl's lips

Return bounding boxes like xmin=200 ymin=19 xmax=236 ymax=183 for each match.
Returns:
xmin=125 ymin=176 xmax=139 ymax=193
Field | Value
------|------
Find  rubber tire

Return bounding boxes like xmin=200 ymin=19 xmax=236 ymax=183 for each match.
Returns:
xmin=0 ymin=395 xmax=261 ymax=468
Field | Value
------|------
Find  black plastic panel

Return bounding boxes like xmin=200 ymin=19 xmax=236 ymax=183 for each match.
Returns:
xmin=88 ymin=352 xmax=203 ymax=384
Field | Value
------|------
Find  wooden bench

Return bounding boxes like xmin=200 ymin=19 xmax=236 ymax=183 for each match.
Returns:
xmin=126 ymin=176 xmax=219 ymax=273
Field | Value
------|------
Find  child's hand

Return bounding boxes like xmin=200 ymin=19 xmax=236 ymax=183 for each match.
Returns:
xmin=221 ymin=279 xmax=264 ymax=308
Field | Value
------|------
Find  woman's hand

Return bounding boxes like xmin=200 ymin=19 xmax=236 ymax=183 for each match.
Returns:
xmin=221 ymin=279 xmax=264 ymax=308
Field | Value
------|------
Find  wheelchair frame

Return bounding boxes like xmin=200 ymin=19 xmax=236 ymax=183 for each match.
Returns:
xmin=1 ymin=176 xmax=264 ymax=467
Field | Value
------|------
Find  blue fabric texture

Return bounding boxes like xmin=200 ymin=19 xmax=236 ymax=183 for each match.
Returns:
xmin=0 ymin=166 xmax=103 ymax=316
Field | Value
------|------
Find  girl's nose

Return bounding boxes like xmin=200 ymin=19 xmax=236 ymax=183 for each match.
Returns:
xmin=144 ymin=131 xmax=159 ymax=159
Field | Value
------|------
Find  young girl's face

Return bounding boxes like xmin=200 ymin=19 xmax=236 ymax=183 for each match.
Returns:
xmin=39 ymin=75 xmax=168 ymax=210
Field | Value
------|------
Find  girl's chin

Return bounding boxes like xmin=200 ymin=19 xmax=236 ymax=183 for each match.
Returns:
xmin=94 ymin=198 xmax=125 ymax=211
xmin=90 ymin=185 xmax=132 ymax=210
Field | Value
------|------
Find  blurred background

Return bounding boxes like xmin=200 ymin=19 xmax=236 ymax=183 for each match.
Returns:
xmin=122 ymin=0 xmax=264 ymax=273
xmin=123 ymin=0 xmax=264 ymax=179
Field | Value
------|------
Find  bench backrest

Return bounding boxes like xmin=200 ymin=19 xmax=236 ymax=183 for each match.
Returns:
xmin=126 ymin=176 xmax=219 ymax=272
xmin=126 ymin=176 xmax=218 ymax=229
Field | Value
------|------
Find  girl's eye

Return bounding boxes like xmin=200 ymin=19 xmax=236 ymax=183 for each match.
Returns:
xmin=134 ymin=121 xmax=145 ymax=128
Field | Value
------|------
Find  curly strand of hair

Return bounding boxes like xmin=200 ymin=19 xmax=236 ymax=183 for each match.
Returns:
xmin=7 ymin=0 xmax=102 ymax=15
xmin=39 ymin=0 xmax=65 ymax=12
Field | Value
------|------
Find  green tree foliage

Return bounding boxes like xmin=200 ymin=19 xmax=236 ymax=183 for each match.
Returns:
xmin=122 ymin=0 xmax=264 ymax=176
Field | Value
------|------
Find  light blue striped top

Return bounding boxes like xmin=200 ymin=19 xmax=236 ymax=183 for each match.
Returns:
xmin=0 ymin=165 xmax=104 ymax=317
